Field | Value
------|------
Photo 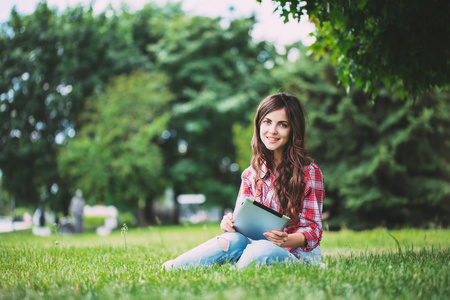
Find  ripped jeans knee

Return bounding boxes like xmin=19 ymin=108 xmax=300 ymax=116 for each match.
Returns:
xmin=218 ymin=232 xmax=250 ymax=253
xmin=162 ymin=232 xmax=250 ymax=270
xmin=217 ymin=236 xmax=229 ymax=251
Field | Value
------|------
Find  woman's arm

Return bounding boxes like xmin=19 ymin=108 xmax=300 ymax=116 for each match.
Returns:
xmin=263 ymin=230 xmax=306 ymax=248
xmin=291 ymin=164 xmax=324 ymax=251
xmin=266 ymin=164 xmax=324 ymax=251
xmin=221 ymin=167 xmax=255 ymax=233
xmin=234 ymin=167 xmax=255 ymax=209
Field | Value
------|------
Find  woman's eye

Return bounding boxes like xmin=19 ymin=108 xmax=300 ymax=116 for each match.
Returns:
xmin=280 ymin=123 xmax=288 ymax=128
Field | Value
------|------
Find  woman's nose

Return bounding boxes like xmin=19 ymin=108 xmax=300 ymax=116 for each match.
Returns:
xmin=269 ymin=125 xmax=277 ymax=134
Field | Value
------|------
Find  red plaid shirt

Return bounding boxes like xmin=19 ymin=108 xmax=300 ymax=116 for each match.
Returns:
xmin=234 ymin=162 xmax=324 ymax=253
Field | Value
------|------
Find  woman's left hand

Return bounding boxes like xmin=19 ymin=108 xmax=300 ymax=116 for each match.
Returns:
xmin=264 ymin=230 xmax=288 ymax=247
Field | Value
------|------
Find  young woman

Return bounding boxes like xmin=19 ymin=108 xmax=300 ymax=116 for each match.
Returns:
xmin=162 ymin=93 xmax=324 ymax=270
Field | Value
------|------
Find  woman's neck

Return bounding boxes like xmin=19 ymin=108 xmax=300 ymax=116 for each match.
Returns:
xmin=272 ymin=159 xmax=281 ymax=178
xmin=273 ymin=151 xmax=282 ymax=170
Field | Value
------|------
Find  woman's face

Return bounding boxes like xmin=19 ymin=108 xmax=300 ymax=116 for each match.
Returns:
xmin=259 ymin=108 xmax=291 ymax=160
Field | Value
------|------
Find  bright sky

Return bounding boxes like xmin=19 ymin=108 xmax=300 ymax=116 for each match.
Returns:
xmin=0 ymin=0 xmax=315 ymax=47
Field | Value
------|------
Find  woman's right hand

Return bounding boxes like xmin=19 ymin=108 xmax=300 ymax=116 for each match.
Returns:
xmin=220 ymin=213 xmax=235 ymax=233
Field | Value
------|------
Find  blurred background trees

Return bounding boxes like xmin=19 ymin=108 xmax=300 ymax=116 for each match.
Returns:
xmin=58 ymin=71 xmax=173 ymax=225
xmin=0 ymin=1 xmax=448 ymax=229
xmin=150 ymin=14 xmax=277 ymax=214
xmin=0 ymin=3 xmax=147 ymax=214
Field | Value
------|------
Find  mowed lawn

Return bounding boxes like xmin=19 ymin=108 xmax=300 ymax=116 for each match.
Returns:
xmin=0 ymin=224 xmax=449 ymax=299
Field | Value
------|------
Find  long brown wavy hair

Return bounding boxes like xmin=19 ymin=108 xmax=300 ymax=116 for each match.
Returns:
xmin=251 ymin=93 xmax=313 ymax=229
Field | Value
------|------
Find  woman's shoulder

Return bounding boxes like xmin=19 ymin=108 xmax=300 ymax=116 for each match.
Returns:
xmin=241 ymin=165 xmax=256 ymax=179
xmin=304 ymin=162 xmax=324 ymax=192
xmin=304 ymin=162 xmax=324 ymax=180
xmin=305 ymin=162 xmax=322 ymax=172
xmin=241 ymin=163 xmax=270 ymax=182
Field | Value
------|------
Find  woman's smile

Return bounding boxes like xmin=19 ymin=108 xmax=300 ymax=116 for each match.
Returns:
xmin=266 ymin=136 xmax=280 ymax=142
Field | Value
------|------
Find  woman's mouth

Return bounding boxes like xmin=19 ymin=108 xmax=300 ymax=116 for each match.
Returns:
xmin=266 ymin=136 xmax=279 ymax=143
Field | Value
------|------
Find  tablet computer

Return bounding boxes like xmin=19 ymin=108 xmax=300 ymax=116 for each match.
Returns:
xmin=233 ymin=197 xmax=290 ymax=240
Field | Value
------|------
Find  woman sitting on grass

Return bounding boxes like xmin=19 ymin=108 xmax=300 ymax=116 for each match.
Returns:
xmin=162 ymin=93 xmax=324 ymax=270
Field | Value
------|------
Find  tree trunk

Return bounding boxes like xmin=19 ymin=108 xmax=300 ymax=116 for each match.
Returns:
xmin=144 ymin=196 xmax=155 ymax=225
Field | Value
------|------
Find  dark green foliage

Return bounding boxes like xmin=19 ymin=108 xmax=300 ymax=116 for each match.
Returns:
xmin=263 ymin=0 xmax=450 ymax=98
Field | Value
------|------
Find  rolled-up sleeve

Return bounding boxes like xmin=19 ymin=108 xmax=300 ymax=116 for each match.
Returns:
xmin=290 ymin=164 xmax=324 ymax=251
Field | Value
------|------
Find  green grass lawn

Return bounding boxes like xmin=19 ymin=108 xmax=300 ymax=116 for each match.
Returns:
xmin=1 ymin=224 xmax=449 ymax=299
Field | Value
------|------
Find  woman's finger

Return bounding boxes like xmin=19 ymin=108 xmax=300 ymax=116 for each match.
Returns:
xmin=264 ymin=231 xmax=287 ymax=246
xmin=271 ymin=230 xmax=286 ymax=237
xmin=220 ymin=214 xmax=235 ymax=232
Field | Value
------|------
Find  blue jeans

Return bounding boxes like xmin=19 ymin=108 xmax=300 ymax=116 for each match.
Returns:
xmin=162 ymin=232 xmax=321 ymax=270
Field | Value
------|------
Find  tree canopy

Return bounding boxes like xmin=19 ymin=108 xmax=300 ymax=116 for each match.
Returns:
xmin=263 ymin=0 xmax=450 ymax=98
